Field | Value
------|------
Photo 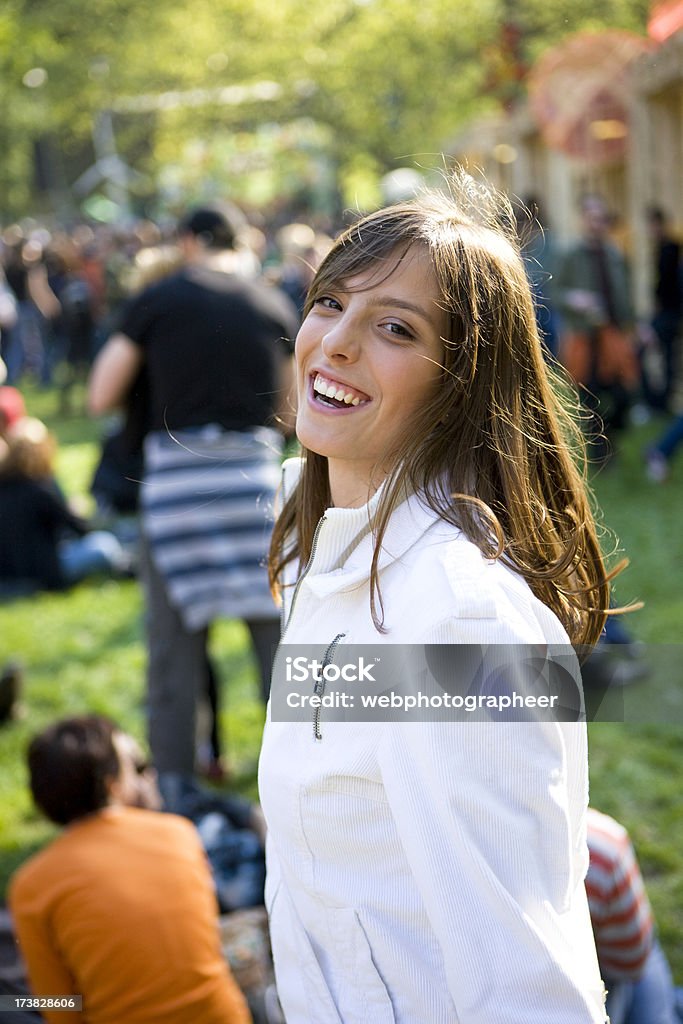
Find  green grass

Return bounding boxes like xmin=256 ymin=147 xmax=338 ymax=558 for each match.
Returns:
xmin=582 ymin=416 xmax=683 ymax=969
xmin=1 ymin=384 xmax=682 ymax=977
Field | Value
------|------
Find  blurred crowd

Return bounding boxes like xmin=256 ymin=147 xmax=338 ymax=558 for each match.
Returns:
xmin=0 ymin=212 xmax=333 ymax=409
xmin=1 ymin=189 xmax=680 ymax=673
xmin=1 ymin=190 xmax=679 ymax=464
xmin=516 ymin=195 xmax=682 ymax=476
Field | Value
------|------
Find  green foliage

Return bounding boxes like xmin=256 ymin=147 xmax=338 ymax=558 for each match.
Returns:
xmin=0 ymin=0 xmax=652 ymax=219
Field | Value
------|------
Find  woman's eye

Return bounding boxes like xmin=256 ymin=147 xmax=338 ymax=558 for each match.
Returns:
xmin=384 ymin=321 xmax=414 ymax=339
xmin=315 ymin=295 xmax=342 ymax=311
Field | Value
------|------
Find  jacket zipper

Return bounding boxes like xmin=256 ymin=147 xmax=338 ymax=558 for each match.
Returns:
xmin=281 ymin=514 xmax=327 ymax=639
xmin=278 ymin=515 xmax=346 ymax=740
xmin=314 ymin=633 xmax=346 ymax=741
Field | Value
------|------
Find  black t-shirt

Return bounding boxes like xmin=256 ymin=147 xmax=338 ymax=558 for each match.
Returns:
xmin=119 ymin=266 xmax=299 ymax=434
xmin=0 ymin=475 xmax=87 ymax=590
xmin=655 ymin=239 xmax=681 ymax=314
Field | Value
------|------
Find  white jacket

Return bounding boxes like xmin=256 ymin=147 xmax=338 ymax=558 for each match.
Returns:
xmin=259 ymin=463 xmax=607 ymax=1024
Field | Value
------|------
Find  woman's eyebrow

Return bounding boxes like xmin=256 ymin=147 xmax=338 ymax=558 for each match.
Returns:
xmin=366 ymin=295 xmax=438 ymax=326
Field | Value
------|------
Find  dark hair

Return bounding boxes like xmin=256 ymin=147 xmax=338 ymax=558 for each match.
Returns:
xmin=178 ymin=203 xmax=245 ymax=251
xmin=28 ymin=715 xmax=120 ymax=825
xmin=269 ymin=172 xmax=614 ymax=648
xmin=647 ymin=206 xmax=666 ymax=227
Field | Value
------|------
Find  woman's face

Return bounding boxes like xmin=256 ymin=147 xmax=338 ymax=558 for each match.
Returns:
xmin=295 ymin=246 xmax=446 ymax=507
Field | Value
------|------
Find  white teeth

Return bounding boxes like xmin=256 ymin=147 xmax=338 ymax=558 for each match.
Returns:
xmin=313 ymin=373 xmax=366 ymax=406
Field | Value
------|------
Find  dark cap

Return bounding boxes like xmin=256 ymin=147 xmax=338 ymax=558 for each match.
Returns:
xmin=178 ymin=202 xmax=246 ymax=251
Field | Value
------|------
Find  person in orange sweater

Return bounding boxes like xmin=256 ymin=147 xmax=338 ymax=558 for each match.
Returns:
xmin=8 ymin=715 xmax=251 ymax=1024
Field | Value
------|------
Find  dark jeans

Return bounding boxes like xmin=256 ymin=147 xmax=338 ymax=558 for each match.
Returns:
xmin=642 ymin=311 xmax=681 ymax=412
xmin=653 ymin=413 xmax=683 ymax=462
xmin=140 ymin=537 xmax=279 ymax=776
xmin=584 ymin=381 xmax=631 ymax=464
xmin=605 ymin=939 xmax=679 ymax=1024
xmin=0 ymin=978 xmax=44 ymax=1022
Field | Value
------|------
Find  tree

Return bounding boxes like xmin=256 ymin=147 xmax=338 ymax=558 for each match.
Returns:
xmin=0 ymin=0 xmax=651 ymax=221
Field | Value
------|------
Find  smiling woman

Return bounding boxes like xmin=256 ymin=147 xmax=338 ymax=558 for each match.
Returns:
xmin=259 ymin=171 xmax=614 ymax=1023
xmin=295 ymin=247 xmax=445 ymax=508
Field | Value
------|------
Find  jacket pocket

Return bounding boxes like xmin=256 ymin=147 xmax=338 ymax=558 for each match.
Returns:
xmin=268 ymin=883 xmax=344 ymax=1024
xmin=326 ymin=906 xmax=396 ymax=1024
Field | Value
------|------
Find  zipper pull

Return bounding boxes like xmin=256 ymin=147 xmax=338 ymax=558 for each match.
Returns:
xmin=314 ymin=633 xmax=346 ymax=741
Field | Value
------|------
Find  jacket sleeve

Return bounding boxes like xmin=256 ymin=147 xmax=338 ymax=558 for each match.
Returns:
xmin=375 ymin=616 xmax=607 ymax=1024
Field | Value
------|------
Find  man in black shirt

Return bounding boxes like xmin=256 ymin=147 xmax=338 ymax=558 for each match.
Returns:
xmin=89 ymin=204 xmax=298 ymax=803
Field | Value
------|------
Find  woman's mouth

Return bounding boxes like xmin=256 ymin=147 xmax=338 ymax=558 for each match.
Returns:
xmin=311 ymin=373 xmax=371 ymax=409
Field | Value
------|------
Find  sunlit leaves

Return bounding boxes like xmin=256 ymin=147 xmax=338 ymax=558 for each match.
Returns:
xmin=0 ymin=0 xmax=650 ymax=218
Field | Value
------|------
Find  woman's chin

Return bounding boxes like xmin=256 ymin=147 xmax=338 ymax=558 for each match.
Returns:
xmin=295 ymin=420 xmax=336 ymax=459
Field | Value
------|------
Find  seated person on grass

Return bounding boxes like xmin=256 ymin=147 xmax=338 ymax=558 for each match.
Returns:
xmin=0 ymin=417 xmax=129 ymax=596
xmin=587 ymin=807 xmax=682 ymax=1024
xmin=8 ymin=715 xmax=251 ymax=1024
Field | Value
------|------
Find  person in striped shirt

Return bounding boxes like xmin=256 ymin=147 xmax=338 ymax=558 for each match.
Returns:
xmin=586 ymin=808 xmax=680 ymax=1024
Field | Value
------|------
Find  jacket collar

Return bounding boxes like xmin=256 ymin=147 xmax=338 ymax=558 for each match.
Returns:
xmin=280 ymin=458 xmax=449 ymax=598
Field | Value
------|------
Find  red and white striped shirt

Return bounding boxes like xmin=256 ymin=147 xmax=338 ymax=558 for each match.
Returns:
xmin=586 ymin=807 xmax=654 ymax=981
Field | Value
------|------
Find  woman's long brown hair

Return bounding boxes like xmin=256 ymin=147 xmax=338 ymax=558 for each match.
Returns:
xmin=270 ymin=173 xmax=617 ymax=648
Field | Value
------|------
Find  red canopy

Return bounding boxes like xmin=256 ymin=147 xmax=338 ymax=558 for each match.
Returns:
xmin=527 ymin=31 xmax=653 ymax=164
xmin=649 ymin=0 xmax=683 ymax=43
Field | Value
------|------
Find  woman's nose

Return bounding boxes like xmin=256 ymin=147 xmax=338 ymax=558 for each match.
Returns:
xmin=321 ymin=316 xmax=360 ymax=362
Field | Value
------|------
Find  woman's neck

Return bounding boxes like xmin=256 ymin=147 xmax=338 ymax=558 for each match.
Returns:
xmin=327 ymin=460 xmax=389 ymax=510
